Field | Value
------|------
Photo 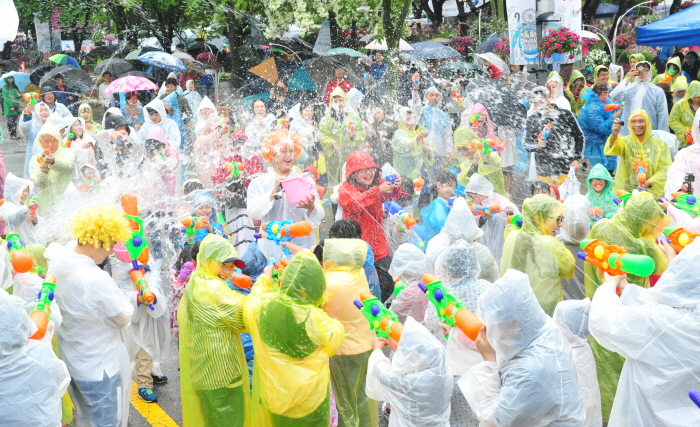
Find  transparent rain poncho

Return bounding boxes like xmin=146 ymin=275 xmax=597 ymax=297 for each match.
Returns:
xmin=322 ymin=239 xmax=378 ymax=427
xmin=426 ymin=197 xmax=499 ymax=282
xmin=28 ymin=122 xmax=77 ymax=214
xmin=589 ymin=239 xmax=700 ymax=426
xmin=0 ymin=296 xmax=71 ymax=427
xmin=243 ymin=251 xmax=344 ymax=426
xmin=179 ymin=234 xmax=249 ymax=427
xmin=452 ymin=123 xmax=506 ymax=196
xmin=2 ymin=173 xmax=38 ymax=245
xmin=365 ymin=317 xmax=453 ymax=427
xmin=500 ymin=194 xmax=574 ymax=315
xmin=557 ymin=195 xmax=590 ymax=300
xmin=389 ymin=243 xmax=432 ymax=324
xmin=553 ymin=299 xmax=602 ymax=427
xmin=459 ymin=269 xmax=585 ymax=426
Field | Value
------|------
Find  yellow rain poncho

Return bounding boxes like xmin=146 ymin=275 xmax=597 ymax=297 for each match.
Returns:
xmin=322 ymin=239 xmax=378 ymax=427
xmin=243 ymin=251 xmax=345 ymax=426
xmin=179 ymin=234 xmax=249 ymax=427
xmin=669 ymin=80 xmax=700 ymax=149
xmin=452 ymin=126 xmax=506 ymax=196
xmin=500 ymin=194 xmax=575 ymax=315
xmin=583 ymin=191 xmax=669 ymax=422
xmin=565 ymin=69 xmax=588 ymax=116
xmin=604 ymin=109 xmax=672 ymax=199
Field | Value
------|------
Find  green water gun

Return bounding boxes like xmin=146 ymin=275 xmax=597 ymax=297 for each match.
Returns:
xmin=417 ymin=274 xmax=484 ymax=340
xmin=353 ymin=292 xmax=403 ymax=342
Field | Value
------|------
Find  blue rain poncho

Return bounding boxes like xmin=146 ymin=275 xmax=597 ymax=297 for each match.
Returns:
xmin=577 ymin=88 xmax=617 ymax=170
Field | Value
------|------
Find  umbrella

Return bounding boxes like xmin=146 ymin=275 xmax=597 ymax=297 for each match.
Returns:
xmin=0 ymin=59 xmax=19 ymax=72
xmin=0 ymin=71 xmax=30 ymax=91
xmin=248 ymin=58 xmax=280 ymax=85
xmin=239 ymin=76 xmax=273 ymax=98
xmin=359 ymin=33 xmax=376 ymax=43
xmin=105 ymin=76 xmax=158 ymax=94
xmin=365 ymin=39 xmax=415 ymax=51
xmin=49 ymin=54 xmax=80 ymax=68
xmin=304 ymin=49 xmax=368 ymax=89
xmin=119 ymin=71 xmax=157 ymax=82
xmin=288 ymin=66 xmax=316 ymax=91
xmin=579 ymin=30 xmax=600 ymax=40
xmin=473 ymin=33 xmax=501 ymax=54
xmin=409 ymin=42 xmax=460 ymax=60
xmin=436 ymin=62 xmax=481 ymax=79
xmin=172 ymin=50 xmax=196 ymax=62
xmin=466 ymin=77 xmax=526 ymax=130
xmin=188 ymin=42 xmax=219 ymax=58
xmin=40 ymin=65 xmax=93 ymax=92
xmin=30 ymin=65 xmax=52 ymax=85
xmin=323 ymin=47 xmax=366 ymax=57
xmin=125 ymin=46 xmax=162 ymax=61
xmin=137 ymin=51 xmax=186 ymax=72
xmin=0 ymin=0 xmax=18 ymax=46
xmin=94 ymin=58 xmax=133 ymax=76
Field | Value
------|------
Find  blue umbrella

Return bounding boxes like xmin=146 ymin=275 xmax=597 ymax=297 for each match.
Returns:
xmin=0 ymin=71 xmax=31 ymax=91
xmin=288 ymin=66 xmax=316 ymax=91
xmin=323 ymin=47 xmax=366 ymax=58
xmin=137 ymin=51 xmax=186 ymax=72
xmin=409 ymin=42 xmax=461 ymax=60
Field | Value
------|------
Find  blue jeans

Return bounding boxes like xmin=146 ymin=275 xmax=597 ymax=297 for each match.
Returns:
xmin=73 ymin=371 xmax=122 ymax=427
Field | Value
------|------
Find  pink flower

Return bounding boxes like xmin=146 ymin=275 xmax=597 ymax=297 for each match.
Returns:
xmin=555 ymin=43 xmax=562 ymax=49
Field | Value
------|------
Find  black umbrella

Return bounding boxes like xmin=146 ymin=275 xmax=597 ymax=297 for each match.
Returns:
xmin=0 ymin=60 xmax=19 ymax=72
xmin=466 ymin=77 xmax=526 ymax=130
xmin=119 ymin=71 xmax=157 ymax=81
xmin=94 ymin=58 xmax=133 ymax=76
xmin=40 ymin=65 xmax=94 ymax=92
xmin=239 ymin=75 xmax=273 ymax=98
xmin=473 ymin=33 xmax=501 ymax=54
xmin=30 ymin=65 xmax=52 ymax=85
xmin=187 ymin=42 xmax=219 ymax=58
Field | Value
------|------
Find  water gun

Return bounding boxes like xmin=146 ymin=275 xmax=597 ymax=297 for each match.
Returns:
xmin=354 ymin=292 xmax=403 ymax=342
xmin=508 ymin=214 xmax=523 ymax=229
xmin=64 ymin=132 xmax=76 ymax=148
xmin=418 ymin=274 xmax=484 ymax=341
xmin=383 ymin=201 xmax=417 ymax=232
xmin=225 ymin=161 xmax=246 ymax=179
xmin=36 ymin=150 xmax=51 ymax=165
xmin=77 ymin=178 xmax=101 ymax=192
xmin=603 ymin=103 xmax=622 ymax=112
xmin=659 ymin=67 xmax=676 ymax=84
xmin=669 ymin=192 xmax=700 ymax=217
xmin=412 ymin=72 xmax=420 ymax=86
xmin=363 ymin=141 xmax=373 ymax=153
xmin=348 ymin=120 xmax=355 ymax=133
xmin=576 ymin=239 xmax=655 ymax=277
xmin=37 ymin=266 xmax=46 ymax=278
xmin=633 ymin=160 xmax=647 ymax=185
xmin=416 ymin=125 xmax=427 ymax=142
xmin=393 ymin=278 xmax=407 ymax=297
xmin=690 ymin=389 xmax=700 ymax=408
xmin=450 ymin=87 xmax=464 ymax=108
xmin=181 ymin=217 xmax=208 ymax=242
xmin=130 ymin=269 xmax=156 ymax=310
xmin=471 ymin=205 xmax=501 ymax=216
xmin=663 ymin=226 xmax=698 ymax=253
xmin=413 ymin=176 xmax=425 ymax=198
xmin=590 ymin=207 xmax=603 ymax=222
xmin=228 ymin=270 xmax=253 ymax=289
xmin=26 ymin=196 xmax=39 ymax=223
xmin=268 ymin=258 xmax=289 ymax=286
xmin=686 ymin=130 xmax=694 ymax=144
xmin=616 ymin=190 xmax=632 ymax=207
xmin=220 ymin=117 xmax=231 ymax=133
xmin=276 ymin=117 xmax=289 ymax=130
xmin=254 ymin=220 xmax=313 ymax=255
xmin=468 ymin=113 xmax=483 ymax=127
xmin=322 ymin=198 xmax=332 ymax=208
xmin=414 ymin=240 xmax=427 ymax=252
xmin=111 ymin=132 xmax=125 ymax=148
xmin=120 ymin=194 xmax=156 ymax=309
xmin=469 ymin=138 xmax=497 ymax=155
xmin=28 ymin=275 xmax=57 ymax=341
xmin=538 ymin=123 xmax=553 ymax=141
xmin=23 ymin=92 xmax=40 ymax=106
xmin=5 ymin=232 xmax=33 ymax=273
xmin=215 ymin=212 xmax=231 ymax=240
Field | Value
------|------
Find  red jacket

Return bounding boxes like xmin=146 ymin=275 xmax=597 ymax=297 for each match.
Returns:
xmin=324 ymin=79 xmax=354 ymax=104
xmin=338 ymin=151 xmax=398 ymax=261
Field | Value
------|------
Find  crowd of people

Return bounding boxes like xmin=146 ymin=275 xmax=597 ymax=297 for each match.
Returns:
xmin=1 ymin=47 xmax=700 ymax=427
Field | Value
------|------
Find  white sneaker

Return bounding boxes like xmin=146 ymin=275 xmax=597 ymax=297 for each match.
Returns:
xmin=381 ymin=402 xmax=391 ymax=421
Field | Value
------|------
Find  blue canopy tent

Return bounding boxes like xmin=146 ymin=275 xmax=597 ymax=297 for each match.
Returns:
xmin=637 ymin=4 xmax=700 ymax=46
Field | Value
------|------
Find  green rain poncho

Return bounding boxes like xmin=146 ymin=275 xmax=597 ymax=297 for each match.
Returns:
xmin=500 ymin=194 xmax=575 ymax=315
xmin=391 ymin=107 xmax=435 ymax=180
xmin=322 ymin=239 xmax=378 ymax=427
xmin=179 ymin=234 xmax=249 ymax=427
xmin=452 ymin=126 xmax=506 ymax=196
xmin=28 ymin=122 xmax=76 ymax=214
xmin=319 ymin=87 xmax=367 ymax=186
xmin=586 ymin=163 xmax=620 ymax=221
xmin=565 ymin=69 xmax=587 ymax=116
xmin=669 ymin=81 xmax=700 ymax=149
xmin=583 ymin=191 xmax=669 ymax=421
xmin=604 ymin=109 xmax=672 ymax=199
xmin=243 ymin=251 xmax=345 ymax=427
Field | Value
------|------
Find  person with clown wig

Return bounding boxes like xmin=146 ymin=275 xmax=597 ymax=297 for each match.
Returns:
xmin=246 ymin=129 xmax=325 ymax=260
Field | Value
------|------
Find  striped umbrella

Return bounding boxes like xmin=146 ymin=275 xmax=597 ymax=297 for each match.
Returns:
xmin=49 ymin=54 xmax=80 ymax=68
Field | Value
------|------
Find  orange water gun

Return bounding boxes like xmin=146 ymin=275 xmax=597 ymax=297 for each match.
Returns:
xmin=604 ymin=103 xmax=622 ymax=112
xmin=413 ymin=176 xmax=425 ymax=198
xmin=663 ymin=226 xmax=698 ymax=253
xmin=450 ymin=87 xmax=464 ymax=108
xmin=36 ymin=150 xmax=51 ymax=165
xmin=23 ymin=92 xmax=40 ymax=106
xmin=633 ymin=160 xmax=647 ymax=185
xmin=29 ymin=275 xmax=57 ymax=341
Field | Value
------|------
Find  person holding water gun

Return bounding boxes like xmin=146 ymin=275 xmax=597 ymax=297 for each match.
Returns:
xmin=44 ymin=205 xmax=135 ymax=427
xmin=29 ymin=122 xmax=76 ymax=214
xmin=1 ymin=173 xmax=39 ymax=245
xmin=179 ymin=190 xmax=227 ymax=247
xmin=19 ymin=100 xmax=53 ymax=179
xmin=391 ymin=106 xmax=434 ymax=181
xmin=669 ymin=81 xmax=700 ymax=150
xmin=578 ymin=82 xmax=622 ymax=173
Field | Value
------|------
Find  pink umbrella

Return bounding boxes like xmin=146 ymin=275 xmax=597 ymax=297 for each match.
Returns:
xmin=105 ymin=76 xmax=158 ymax=94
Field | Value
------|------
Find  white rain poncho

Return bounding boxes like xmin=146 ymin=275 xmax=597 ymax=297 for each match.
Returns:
xmin=113 ymin=259 xmax=170 ymax=377
xmin=388 ymin=243 xmax=432 ymax=324
xmin=138 ymin=98 xmax=182 ymax=150
xmin=366 ymin=317 xmax=453 ymax=427
xmin=546 ymin=72 xmax=573 ymax=111
xmin=409 ymin=86 xmax=454 ymax=159
xmin=1 ymin=173 xmax=38 ymax=245
xmin=589 ymin=239 xmax=700 ymax=427
xmin=46 ymin=240 xmax=134 ymax=427
xmin=244 ymin=110 xmax=276 ymax=157
xmin=553 ymin=299 xmax=602 ymax=427
xmin=556 ymin=194 xmax=590 ymax=300
xmin=19 ymin=102 xmax=53 ymax=178
xmin=61 ymin=116 xmax=96 ymax=170
xmin=426 ymin=197 xmax=499 ymax=282
xmin=610 ymin=61 xmax=669 ymax=136
xmin=288 ymin=104 xmax=319 ymax=154
xmin=193 ymin=96 xmax=219 ymax=138
xmin=460 ymin=269 xmax=586 ymax=426
xmin=0 ymin=296 xmax=71 ymax=427
xmin=664 ymin=108 xmax=700 ymax=199
xmin=246 ymin=167 xmax=324 ymax=259
xmin=183 ymin=80 xmax=202 ymax=115
xmin=101 ymin=107 xmax=123 ymax=128
xmin=466 ymin=173 xmax=520 ymax=263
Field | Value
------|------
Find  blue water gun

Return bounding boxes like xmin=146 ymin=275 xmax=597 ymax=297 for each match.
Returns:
xmin=444 ymin=166 xmax=466 ymax=196
xmin=254 ymin=220 xmax=313 ymax=255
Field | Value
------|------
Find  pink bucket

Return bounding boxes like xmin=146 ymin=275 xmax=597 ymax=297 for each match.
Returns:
xmin=112 ymin=243 xmax=131 ymax=264
xmin=281 ymin=175 xmax=314 ymax=205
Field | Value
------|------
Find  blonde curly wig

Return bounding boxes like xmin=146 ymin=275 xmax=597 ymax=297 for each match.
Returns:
xmin=70 ymin=206 xmax=132 ymax=251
